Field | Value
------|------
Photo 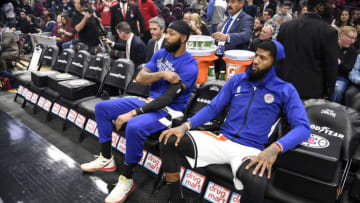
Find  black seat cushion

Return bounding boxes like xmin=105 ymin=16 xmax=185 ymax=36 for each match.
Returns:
xmin=31 ymin=70 xmax=59 ymax=87
xmin=48 ymin=73 xmax=79 ymax=90
xmin=57 ymin=79 xmax=97 ymax=100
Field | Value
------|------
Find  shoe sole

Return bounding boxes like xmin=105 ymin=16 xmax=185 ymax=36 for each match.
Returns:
xmin=105 ymin=184 xmax=136 ymax=203
xmin=80 ymin=165 xmax=117 ymax=172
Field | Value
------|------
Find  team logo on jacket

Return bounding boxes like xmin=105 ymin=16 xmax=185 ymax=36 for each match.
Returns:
xmin=236 ymin=86 xmax=241 ymax=93
xmin=264 ymin=93 xmax=274 ymax=104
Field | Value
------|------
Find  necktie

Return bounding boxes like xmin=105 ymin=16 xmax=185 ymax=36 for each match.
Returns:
xmin=126 ymin=41 xmax=129 ymax=59
xmin=154 ymin=42 xmax=159 ymax=52
xmin=123 ymin=4 xmax=126 ymax=19
xmin=222 ymin=18 xmax=233 ymax=34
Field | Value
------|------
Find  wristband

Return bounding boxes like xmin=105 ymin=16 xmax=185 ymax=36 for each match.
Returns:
xmin=184 ymin=122 xmax=191 ymax=131
xmin=135 ymin=107 xmax=144 ymax=115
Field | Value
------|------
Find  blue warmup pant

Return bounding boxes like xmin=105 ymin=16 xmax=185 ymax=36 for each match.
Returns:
xmin=95 ymin=97 xmax=168 ymax=163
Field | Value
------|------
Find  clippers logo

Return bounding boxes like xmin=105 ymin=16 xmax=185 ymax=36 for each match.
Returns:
xmin=237 ymin=86 xmax=241 ymax=93
xmin=320 ymin=108 xmax=336 ymax=118
xmin=310 ymin=124 xmax=344 ymax=139
xmin=209 ymin=86 xmax=220 ymax=92
xmin=196 ymin=98 xmax=211 ymax=104
xmin=264 ymin=93 xmax=274 ymax=104
xmin=157 ymin=58 xmax=175 ymax=72
xmin=109 ymin=72 xmax=125 ymax=79
xmin=301 ymin=134 xmax=330 ymax=149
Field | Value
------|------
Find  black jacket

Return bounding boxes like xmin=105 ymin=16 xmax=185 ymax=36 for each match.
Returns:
xmin=114 ymin=35 xmax=146 ymax=68
xmin=111 ymin=3 xmax=145 ymax=38
xmin=338 ymin=45 xmax=358 ymax=79
xmin=145 ymin=38 xmax=165 ymax=62
xmin=277 ymin=13 xmax=339 ymax=99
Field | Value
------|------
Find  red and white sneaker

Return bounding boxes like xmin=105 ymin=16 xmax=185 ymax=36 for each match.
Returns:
xmin=80 ymin=154 xmax=117 ymax=172
xmin=105 ymin=175 xmax=136 ymax=203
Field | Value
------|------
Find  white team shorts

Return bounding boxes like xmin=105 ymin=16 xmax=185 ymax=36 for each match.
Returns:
xmin=185 ymin=130 xmax=261 ymax=190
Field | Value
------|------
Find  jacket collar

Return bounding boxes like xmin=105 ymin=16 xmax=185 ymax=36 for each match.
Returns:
xmin=245 ymin=64 xmax=277 ymax=87
xmin=303 ymin=12 xmax=321 ymax=19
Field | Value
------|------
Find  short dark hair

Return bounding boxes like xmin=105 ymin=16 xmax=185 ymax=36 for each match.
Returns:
xmin=264 ymin=8 xmax=274 ymax=17
xmin=307 ymin=0 xmax=325 ymax=12
xmin=256 ymin=17 xmax=265 ymax=25
xmin=116 ymin=22 xmax=132 ymax=33
xmin=257 ymin=40 xmax=277 ymax=60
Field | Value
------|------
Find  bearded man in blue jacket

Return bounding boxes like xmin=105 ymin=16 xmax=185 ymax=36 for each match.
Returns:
xmin=159 ymin=40 xmax=311 ymax=203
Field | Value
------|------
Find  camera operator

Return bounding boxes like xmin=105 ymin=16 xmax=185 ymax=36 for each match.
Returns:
xmin=71 ymin=0 xmax=101 ymax=47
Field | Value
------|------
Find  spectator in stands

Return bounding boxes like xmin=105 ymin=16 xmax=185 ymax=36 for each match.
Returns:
xmin=354 ymin=18 xmax=360 ymax=52
xmin=297 ymin=4 xmax=307 ymax=18
xmin=15 ymin=10 xmax=28 ymax=31
xmin=40 ymin=14 xmax=56 ymax=32
xmin=206 ymin=0 xmax=227 ymax=34
xmin=50 ymin=0 xmax=62 ymax=15
xmin=183 ymin=12 xmax=191 ymax=24
xmin=329 ymin=26 xmax=357 ymax=103
xmin=72 ymin=0 xmax=101 ymax=47
xmin=321 ymin=0 xmax=337 ymax=24
xmin=96 ymin=0 xmax=118 ymax=28
xmin=146 ymin=16 xmax=165 ymax=61
xmin=62 ymin=0 xmax=74 ymax=17
xmin=139 ymin=0 xmax=159 ymax=44
xmin=111 ymin=0 xmax=145 ymax=40
xmin=263 ymin=8 xmax=278 ymax=39
xmin=249 ymin=25 xmax=273 ymax=51
xmin=243 ymin=0 xmax=257 ymax=17
xmin=332 ymin=9 xmax=352 ymax=32
xmin=22 ymin=14 xmax=41 ymax=34
xmin=277 ymin=0 xmax=338 ymax=99
xmin=23 ymin=0 xmax=32 ymax=14
xmin=190 ymin=13 xmax=210 ymax=35
xmin=251 ymin=17 xmax=265 ymax=43
xmin=190 ymin=0 xmax=208 ymax=18
xmin=260 ymin=0 xmax=276 ymax=16
xmin=81 ymin=20 xmax=198 ymax=203
xmin=345 ymin=55 xmax=360 ymax=106
xmin=33 ymin=0 xmax=44 ymax=17
xmin=58 ymin=13 xmax=75 ymax=49
xmin=159 ymin=40 xmax=310 ymax=203
xmin=352 ymin=8 xmax=360 ymax=25
xmin=0 ymin=22 xmax=19 ymax=72
xmin=1 ymin=1 xmax=16 ymax=28
xmin=212 ymin=0 xmax=253 ymax=75
xmin=271 ymin=1 xmax=293 ymax=35
xmin=104 ymin=22 xmax=146 ymax=68
xmin=51 ymin=14 xmax=62 ymax=37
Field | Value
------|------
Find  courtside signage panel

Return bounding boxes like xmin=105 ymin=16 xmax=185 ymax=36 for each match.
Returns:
xmin=111 ymin=132 xmax=120 ymax=148
xmin=67 ymin=109 xmax=78 ymax=123
xmin=229 ymin=192 xmax=241 ymax=203
xmin=182 ymin=169 xmax=206 ymax=194
xmin=204 ymin=182 xmax=231 ymax=203
xmin=143 ymin=152 xmax=162 ymax=174
xmin=117 ymin=136 xmax=126 ymax=153
xmin=75 ymin=113 xmax=86 ymax=128
xmin=85 ymin=119 xmax=97 ymax=134
xmin=58 ymin=106 xmax=69 ymax=119
xmin=138 ymin=150 xmax=148 ymax=165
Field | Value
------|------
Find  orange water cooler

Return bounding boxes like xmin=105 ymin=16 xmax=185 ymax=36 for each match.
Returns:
xmin=223 ymin=50 xmax=255 ymax=81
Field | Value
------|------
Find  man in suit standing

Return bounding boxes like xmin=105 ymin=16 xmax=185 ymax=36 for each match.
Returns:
xmin=0 ymin=22 xmax=18 ymax=72
xmin=145 ymin=16 xmax=165 ymax=62
xmin=212 ymin=0 xmax=253 ymax=75
xmin=111 ymin=0 xmax=145 ymax=40
xmin=104 ymin=22 xmax=146 ymax=68
xmin=277 ymin=0 xmax=338 ymax=99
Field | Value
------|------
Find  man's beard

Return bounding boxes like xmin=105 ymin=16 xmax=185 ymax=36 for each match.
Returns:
xmin=164 ymin=38 xmax=181 ymax=53
xmin=249 ymin=67 xmax=271 ymax=81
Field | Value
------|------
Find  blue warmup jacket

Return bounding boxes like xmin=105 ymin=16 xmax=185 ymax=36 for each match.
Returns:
xmin=189 ymin=41 xmax=311 ymax=152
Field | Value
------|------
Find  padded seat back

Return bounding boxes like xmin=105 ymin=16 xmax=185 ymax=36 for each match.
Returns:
xmin=40 ymin=46 xmax=59 ymax=68
xmin=104 ymin=59 xmax=134 ymax=92
xmin=89 ymin=45 xmax=105 ymax=55
xmin=85 ymin=53 xmax=110 ymax=82
xmin=184 ymin=80 xmax=226 ymax=131
xmin=73 ymin=42 xmax=89 ymax=52
xmin=109 ymin=49 xmax=124 ymax=60
xmin=52 ymin=49 xmax=74 ymax=73
xmin=125 ymin=67 xmax=150 ymax=97
xmin=68 ymin=50 xmax=91 ymax=78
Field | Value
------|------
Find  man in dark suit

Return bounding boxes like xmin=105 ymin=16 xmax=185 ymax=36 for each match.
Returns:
xmin=104 ymin=22 xmax=146 ymax=68
xmin=277 ymin=0 xmax=338 ymax=99
xmin=111 ymin=0 xmax=145 ymax=40
xmin=212 ymin=0 xmax=253 ymax=74
xmin=145 ymin=16 xmax=165 ymax=62
xmin=259 ymin=0 xmax=277 ymax=16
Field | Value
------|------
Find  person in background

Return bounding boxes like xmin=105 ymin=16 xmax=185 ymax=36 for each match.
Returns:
xmin=97 ymin=0 xmax=118 ymax=29
xmin=1 ymin=0 xmax=16 ymax=28
xmin=243 ymin=0 xmax=257 ymax=17
xmin=139 ymin=0 xmax=159 ymax=44
xmin=251 ymin=17 xmax=265 ymax=43
xmin=33 ymin=0 xmax=44 ymax=17
xmin=329 ymin=26 xmax=357 ymax=103
xmin=62 ymin=0 xmax=74 ymax=17
xmin=260 ymin=0 xmax=276 ymax=16
xmin=263 ymin=8 xmax=278 ymax=40
xmin=271 ymin=1 xmax=293 ymax=39
xmin=51 ymin=14 xmax=63 ymax=38
xmin=146 ymin=16 xmax=165 ymax=62
xmin=0 ymin=22 xmax=18 ymax=72
xmin=190 ymin=13 xmax=210 ymax=35
xmin=297 ymin=4 xmax=307 ymax=18
xmin=15 ymin=10 xmax=28 ymax=31
xmin=22 ymin=14 xmax=41 ymax=34
xmin=58 ymin=13 xmax=75 ymax=49
xmin=206 ymin=0 xmax=227 ymax=34
xmin=183 ymin=12 xmax=191 ymax=24
xmin=249 ymin=25 xmax=273 ymax=51
xmin=190 ymin=0 xmax=208 ymax=18
xmin=352 ymin=8 xmax=360 ymax=25
xmin=332 ymin=9 xmax=352 ymax=32
xmin=40 ymin=13 xmax=56 ymax=32
xmin=277 ymin=0 xmax=338 ymax=99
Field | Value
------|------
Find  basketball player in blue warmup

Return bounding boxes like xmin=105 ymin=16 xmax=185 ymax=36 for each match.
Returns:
xmin=80 ymin=20 xmax=198 ymax=203
xmin=159 ymin=40 xmax=311 ymax=203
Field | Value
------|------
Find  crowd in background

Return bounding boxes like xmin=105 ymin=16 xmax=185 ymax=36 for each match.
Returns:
xmin=1 ymin=0 xmax=360 ymax=105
